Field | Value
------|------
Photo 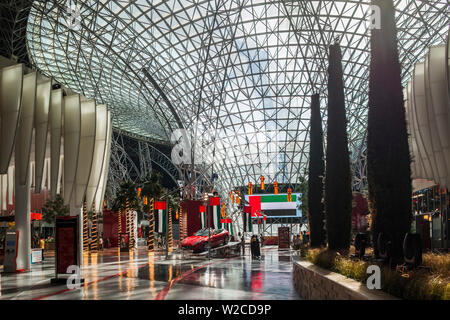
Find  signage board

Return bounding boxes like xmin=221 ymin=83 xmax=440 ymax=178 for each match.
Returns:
xmin=3 ymin=231 xmax=19 ymax=272
xmin=55 ymin=216 xmax=79 ymax=278
xmin=31 ymin=248 xmax=43 ymax=264
xmin=119 ymin=233 xmax=129 ymax=252
xmin=278 ymin=227 xmax=290 ymax=249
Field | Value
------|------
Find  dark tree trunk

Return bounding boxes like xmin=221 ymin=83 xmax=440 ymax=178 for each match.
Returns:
xmin=367 ymin=0 xmax=412 ymax=265
xmin=325 ymin=43 xmax=353 ymax=251
xmin=308 ymin=94 xmax=325 ymax=247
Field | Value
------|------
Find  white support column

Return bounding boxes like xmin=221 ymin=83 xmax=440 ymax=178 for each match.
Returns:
xmin=64 ymin=94 xmax=82 ymax=266
xmin=63 ymin=94 xmax=81 ymax=205
xmin=86 ymin=105 xmax=107 ymax=211
xmin=0 ymin=64 xmax=23 ymax=174
xmin=15 ymin=71 xmax=37 ymax=272
xmin=50 ymin=89 xmax=63 ymax=198
xmin=95 ymin=111 xmax=112 ymax=213
xmin=34 ymin=78 xmax=52 ymax=193
xmin=15 ymin=174 xmax=31 ymax=271
xmin=73 ymin=100 xmax=96 ymax=208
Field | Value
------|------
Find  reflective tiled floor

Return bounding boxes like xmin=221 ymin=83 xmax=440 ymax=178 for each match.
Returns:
xmin=0 ymin=245 xmax=300 ymax=300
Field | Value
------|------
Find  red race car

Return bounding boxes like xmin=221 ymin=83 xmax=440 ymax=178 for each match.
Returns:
xmin=182 ymin=228 xmax=230 ymax=253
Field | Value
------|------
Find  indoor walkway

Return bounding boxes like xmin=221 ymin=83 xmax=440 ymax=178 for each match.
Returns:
xmin=0 ymin=246 xmax=300 ymax=300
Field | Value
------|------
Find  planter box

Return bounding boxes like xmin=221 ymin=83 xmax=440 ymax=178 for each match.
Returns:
xmin=292 ymin=255 xmax=397 ymax=300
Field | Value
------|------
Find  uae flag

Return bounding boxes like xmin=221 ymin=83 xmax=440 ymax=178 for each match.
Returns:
xmin=220 ymin=218 xmax=233 ymax=235
xmin=248 ymin=194 xmax=297 ymax=216
xmin=243 ymin=206 xmax=253 ymax=233
xmin=210 ymin=197 xmax=221 ymax=229
xmin=199 ymin=205 xmax=206 ymax=229
xmin=155 ymin=201 xmax=167 ymax=233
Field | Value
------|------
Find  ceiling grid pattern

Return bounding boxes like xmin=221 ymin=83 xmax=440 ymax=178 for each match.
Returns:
xmin=26 ymin=0 xmax=449 ymax=191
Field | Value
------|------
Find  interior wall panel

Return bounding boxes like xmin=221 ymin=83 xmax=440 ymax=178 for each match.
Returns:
xmin=0 ymin=174 xmax=2 ymax=212
xmin=424 ymin=53 xmax=447 ymax=187
xmin=405 ymin=86 xmax=417 ymax=178
xmin=43 ymin=157 xmax=50 ymax=190
xmin=428 ymin=45 xmax=450 ymax=189
xmin=7 ymin=166 xmax=14 ymax=205
xmin=1 ymin=175 xmax=6 ymax=211
xmin=86 ymin=105 xmax=107 ymax=211
xmin=446 ymin=31 xmax=450 ymax=114
xmin=63 ymin=95 xmax=81 ymax=205
xmin=16 ymin=72 xmax=37 ymax=186
xmin=0 ymin=64 xmax=23 ymax=174
xmin=58 ymin=155 xmax=63 ymax=195
xmin=73 ymin=100 xmax=96 ymax=208
xmin=409 ymin=75 xmax=428 ymax=179
xmin=30 ymin=161 xmax=35 ymax=189
xmin=50 ymin=89 xmax=63 ymax=197
xmin=412 ymin=62 xmax=436 ymax=182
xmin=408 ymin=83 xmax=425 ymax=180
xmin=95 ymin=111 xmax=112 ymax=213
xmin=34 ymin=78 xmax=52 ymax=193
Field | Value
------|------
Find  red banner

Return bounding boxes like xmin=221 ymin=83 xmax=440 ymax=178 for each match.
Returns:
xmin=199 ymin=205 xmax=205 ymax=213
xmin=154 ymin=201 xmax=167 ymax=210
xmin=209 ymin=197 xmax=220 ymax=206
xmin=243 ymin=205 xmax=252 ymax=213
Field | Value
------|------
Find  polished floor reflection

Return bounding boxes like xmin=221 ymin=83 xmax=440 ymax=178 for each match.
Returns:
xmin=0 ymin=246 xmax=300 ymax=300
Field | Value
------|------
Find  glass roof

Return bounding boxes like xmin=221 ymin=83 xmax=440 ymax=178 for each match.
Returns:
xmin=26 ymin=0 xmax=449 ymax=191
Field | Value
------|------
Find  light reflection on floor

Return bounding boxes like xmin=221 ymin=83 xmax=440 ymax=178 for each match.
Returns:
xmin=0 ymin=246 xmax=300 ymax=300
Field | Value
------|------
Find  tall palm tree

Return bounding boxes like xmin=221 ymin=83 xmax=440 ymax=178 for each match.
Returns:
xmin=113 ymin=180 xmax=139 ymax=249
xmin=141 ymin=171 xmax=163 ymax=208
xmin=367 ymin=0 xmax=412 ymax=265
xmin=324 ymin=42 xmax=353 ymax=252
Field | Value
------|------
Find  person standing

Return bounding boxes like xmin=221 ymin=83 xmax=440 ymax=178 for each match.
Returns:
xmin=40 ymin=238 xmax=45 ymax=261
xmin=240 ymin=232 xmax=245 ymax=256
xmin=250 ymin=235 xmax=261 ymax=259
xmin=255 ymin=235 xmax=261 ymax=259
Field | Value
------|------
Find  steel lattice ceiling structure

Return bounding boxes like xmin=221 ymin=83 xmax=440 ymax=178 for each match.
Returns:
xmin=25 ymin=0 xmax=449 ymax=192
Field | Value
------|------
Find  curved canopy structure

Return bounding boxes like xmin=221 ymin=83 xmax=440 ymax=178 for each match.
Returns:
xmin=26 ymin=0 xmax=449 ymax=191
